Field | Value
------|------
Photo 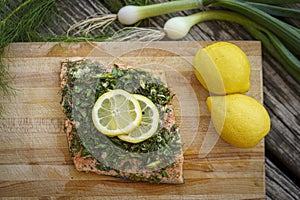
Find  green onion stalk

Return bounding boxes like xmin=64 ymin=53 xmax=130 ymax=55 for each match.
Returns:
xmin=206 ymin=0 xmax=300 ymax=55
xmin=245 ymin=2 xmax=300 ymax=19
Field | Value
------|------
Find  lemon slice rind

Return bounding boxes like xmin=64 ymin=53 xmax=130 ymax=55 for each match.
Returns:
xmin=118 ymin=94 xmax=160 ymax=143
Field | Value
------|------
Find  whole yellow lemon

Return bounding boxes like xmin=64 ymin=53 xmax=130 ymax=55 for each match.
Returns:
xmin=206 ymin=94 xmax=270 ymax=148
xmin=193 ymin=42 xmax=251 ymax=95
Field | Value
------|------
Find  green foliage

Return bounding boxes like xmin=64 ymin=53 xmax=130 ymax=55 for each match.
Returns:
xmin=0 ymin=0 xmax=58 ymax=116
xmin=0 ymin=0 xmax=57 ymax=46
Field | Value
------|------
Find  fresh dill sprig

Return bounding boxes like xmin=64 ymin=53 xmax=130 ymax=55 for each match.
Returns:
xmin=0 ymin=0 xmax=57 ymax=44
xmin=0 ymin=0 xmax=58 ymax=116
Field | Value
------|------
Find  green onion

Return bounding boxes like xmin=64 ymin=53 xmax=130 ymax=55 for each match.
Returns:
xmin=67 ymin=0 xmax=206 ymax=36
xmin=68 ymin=0 xmax=275 ymax=34
xmin=163 ymin=10 xmax=300 ymax=82
xmin=117 ymin=0 xmax=300 ymax=54
xmin=117 ymin=0 xmax=205 ymax=25
xmin=68 ymin=0 xmax=300 ymax=53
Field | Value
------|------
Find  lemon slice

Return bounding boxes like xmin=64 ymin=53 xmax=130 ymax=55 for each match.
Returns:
xmin=118 ymin=94 xmax=160 ymax=143
xmin=92 ymin=89 xmax=142 ymax=136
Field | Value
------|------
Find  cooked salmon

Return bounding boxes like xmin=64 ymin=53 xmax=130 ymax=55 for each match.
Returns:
xmin=60 ymin=59 xmax=184 ymax=184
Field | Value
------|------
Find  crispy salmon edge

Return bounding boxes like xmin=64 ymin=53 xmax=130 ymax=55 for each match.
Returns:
xmin=60 ymin=59 xmax=184 ymax=184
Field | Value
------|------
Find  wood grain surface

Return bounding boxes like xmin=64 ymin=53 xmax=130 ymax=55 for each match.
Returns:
xmin=0 ymin=41 xmax=265 ymax=199
xmin=2 ymin=0 xmax=300 ymax=199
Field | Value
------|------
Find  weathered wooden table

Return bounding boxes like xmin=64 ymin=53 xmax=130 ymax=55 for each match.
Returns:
xmin=1 ymin=1 xmax=299 ymax=199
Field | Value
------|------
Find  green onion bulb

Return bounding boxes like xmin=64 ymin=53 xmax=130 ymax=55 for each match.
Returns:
xmin=117 ymin=6 xmax=142 ymax=25
xmin=164 ymin=14 xmax=202 ymax=39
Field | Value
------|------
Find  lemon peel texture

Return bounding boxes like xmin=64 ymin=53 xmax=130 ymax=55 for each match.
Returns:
xmin=193 ymin=42 xmax=251 ymax=95
xmin=206 ymin=94 xmax=270 ymax=148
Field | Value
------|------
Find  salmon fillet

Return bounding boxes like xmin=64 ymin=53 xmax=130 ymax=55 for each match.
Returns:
xmin=60 ymin=59 xmax=184 ymax=184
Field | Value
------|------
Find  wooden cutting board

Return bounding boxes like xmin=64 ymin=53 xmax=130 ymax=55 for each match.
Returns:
xmin=0 ymin=41 xmax=265 ymax=199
